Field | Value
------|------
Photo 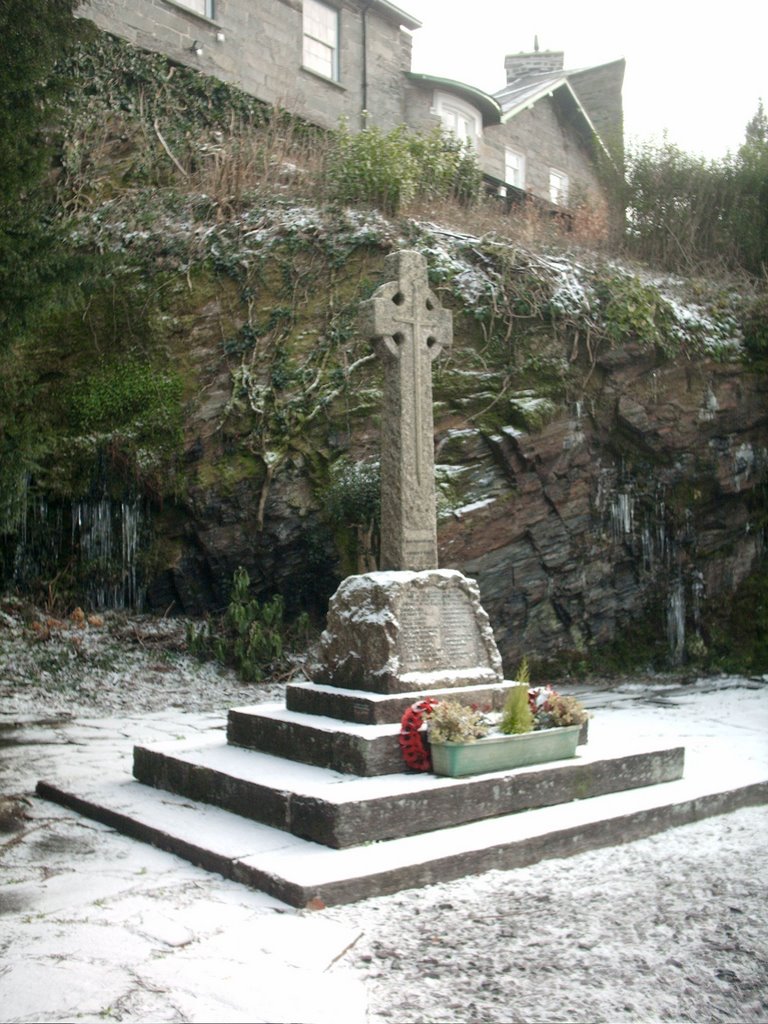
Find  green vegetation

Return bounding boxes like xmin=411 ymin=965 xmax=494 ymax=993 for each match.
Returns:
xmin=743 ymin=292 xmax=768 ymax=361
xmin=623 ymin=102 xmax=768 ymax=277
xmin=593 ymin=274 xmax=678 ymax=353
xmin=324 ymin=123 xmax=482 ymax=215
xmin=187 ymin=567 xmax=310 ymax=682
xmin=703 ymin=565 xmax=768 ymax=673
xmin=69 ymin=359 xmax=183 ymax=433
xmin=321 ymin=459 xmax=381 ymax=574
xmin=55 ymin=32 xmax=481 ymax=217
xmin=499 ymin=685 xmax=534 ymax=735
xmin=0 ymin=0 xmax=82 ymax=342
xmin=57 ymin=27 xmax=279 ymax=203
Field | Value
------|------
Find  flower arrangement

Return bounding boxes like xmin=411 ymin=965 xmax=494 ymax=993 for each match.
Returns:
xmin=398 ymin=684 xmax=589 ymax=772
xmin=424 ymin=688 xmax=587 ymax=744
xmin=527 ymin=686 xmax=589 ymax=730
xmin=426 ymin=700 xmax=489 ymax=744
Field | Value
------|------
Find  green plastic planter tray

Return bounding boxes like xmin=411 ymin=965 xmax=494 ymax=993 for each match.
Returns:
xmin=430 ymin=725 xmax=581 ymax=778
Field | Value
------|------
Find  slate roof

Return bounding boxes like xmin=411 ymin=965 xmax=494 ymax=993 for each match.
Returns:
xmin=405 ymin=43 xmax=623 ymax=173
xmin=494 ymin=71 xmax=570 ymax=116
xmin=494 ymin=65 xmax=620 ymax=167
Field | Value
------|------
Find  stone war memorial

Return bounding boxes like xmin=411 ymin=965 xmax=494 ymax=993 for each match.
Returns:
xmin=39 ymin=251 xmax=698 ymax=907
xmin=315 ymin=250 xmax=504 ymax=701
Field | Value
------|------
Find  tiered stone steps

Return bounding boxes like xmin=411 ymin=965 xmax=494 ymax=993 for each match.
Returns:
xmin=37 ymin=753 xmax=768 ymax=908
xmin=36 ymin=674 xmax=768 ymax=907
xmin=34 ymin=564 xmax=768 ymax=909
xmin=286 ymin=679 xmax=517 ymax=725
xmin=34 ymin=675 xmax=705 ymax=907
xmin=225 ymin=680 xmax=557 ymax=776
xmin=131 ymin=715 xmax=684 ymax=848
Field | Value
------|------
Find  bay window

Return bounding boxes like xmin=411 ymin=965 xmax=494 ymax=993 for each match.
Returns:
xmin=433 ymin=91 xmax=482 ymax=150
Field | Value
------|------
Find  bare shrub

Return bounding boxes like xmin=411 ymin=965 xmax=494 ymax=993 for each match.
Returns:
xmin=189 ymin=109 xmax=326 ymax=210
xmin=622 ymin=108 xmax=768 ymax=278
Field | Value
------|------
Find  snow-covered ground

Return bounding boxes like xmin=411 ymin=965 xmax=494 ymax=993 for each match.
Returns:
xmin=1 ymin=603 xmax=767 ymax=1023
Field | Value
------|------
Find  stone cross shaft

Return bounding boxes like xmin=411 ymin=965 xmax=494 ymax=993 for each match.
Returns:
xmin=359 ymin=250 xmax=452 ymax=571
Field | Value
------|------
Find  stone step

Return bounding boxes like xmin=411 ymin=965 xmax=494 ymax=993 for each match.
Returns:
xmin=132 ymin=733 xmax=686 ymax=848
xmin=227 ymin=703 xmax=400 ymax=776
xmin=37 ymin=770 xmax=768 ymax=909
xmin=226 ymin=701 xmax=587 ymax=777
xmin=285 ymin=679 xmax=523 ymax=725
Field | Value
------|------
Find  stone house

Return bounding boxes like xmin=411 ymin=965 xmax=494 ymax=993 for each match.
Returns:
xmin=78 ymin=0 xmax=421 ymax=134
xmin=405 ymin=48 xmax=625 ymax=223
xmin=78 ymin=0 xmax=624 ymax=217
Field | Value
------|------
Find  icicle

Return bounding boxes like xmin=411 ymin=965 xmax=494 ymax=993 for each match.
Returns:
xmin=121 ymin=500 xmax=143 ymax=609
xmin=691 ymin=571 xmax=704 ymax=633
xmin=641 ymin=524 xmax=653 ymax=571
xmin=610 ymin=491 xmax=634 ymax=542
xmin=71 ymin=497 xmax=146 ymax=610
xmin=666 ymin=579 xmax=685 ymax=664
xmin=11 ymin=473 xmax=31 ymax=579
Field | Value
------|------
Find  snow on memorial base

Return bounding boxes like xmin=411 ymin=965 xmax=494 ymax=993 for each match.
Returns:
xmin=35 ymin=569 xmax=767 ymax=908
xmin=33 ymin=252 xmax=768 ymax=905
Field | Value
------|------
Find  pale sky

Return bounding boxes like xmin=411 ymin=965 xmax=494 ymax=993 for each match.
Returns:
xmin=403 ymin=0 xmax=767 ymax=160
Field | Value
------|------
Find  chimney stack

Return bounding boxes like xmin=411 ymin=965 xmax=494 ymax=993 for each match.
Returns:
xmin=504 ymin=50 xmax=564 ymax=83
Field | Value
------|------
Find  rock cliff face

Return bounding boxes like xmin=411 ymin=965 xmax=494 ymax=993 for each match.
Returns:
xmin=145 ymin=330 xmax=766 ymax=674
xmin=435 ymin=355 xmax=766 ymax=670
xmin=3 ymin=202 xmax=766 ymax=674
xmin=2 ymin=33 xmax=765 ymax=676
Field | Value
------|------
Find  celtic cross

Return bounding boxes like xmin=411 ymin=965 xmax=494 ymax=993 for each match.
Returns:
xmin=358 ymin=250 xmax=452 ymax=571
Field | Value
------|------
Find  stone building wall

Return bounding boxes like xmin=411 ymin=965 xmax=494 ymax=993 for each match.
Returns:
xmin=484 ymin=98 xmax=605 ymax=207
xmin=78 ymin=0 xmax=619 ymax=213
xmin=405 ymin=80 xmax=607 ymax=212
xmin=78 ymin=0 xmax=413 ymax=130
xmin=567 ymin=59 xmax=626 ymax=158
xmin=402 ymin=80 xmax=440 ymax=134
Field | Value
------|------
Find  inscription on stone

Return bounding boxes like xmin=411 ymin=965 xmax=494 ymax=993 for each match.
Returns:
xmin=398 ymin=589 xmax=480 ymax=673
xmin=398 ymin=594 xmax=441 ymax=668
xmin=440 ymin=590 xmax=480 ymax=665
xmin=315 ymin=569 xmax=503 ymax=693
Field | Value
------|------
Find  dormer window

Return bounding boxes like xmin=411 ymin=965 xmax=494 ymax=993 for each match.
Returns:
xmin=433 ymin=91 xmax=482 ymax=150
xmin=303 ymin=0 xmax=340 ymax=81
xmin=549 ymin=168 xmax=569 ymax=205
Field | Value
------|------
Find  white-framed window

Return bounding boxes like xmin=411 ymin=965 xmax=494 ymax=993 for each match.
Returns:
xmin=303 ymin=0 xmax=340 ymax=81
xmin=433 ymin=91 xmax=482 ymax=150
xmin=171 ymin=0 xmax=214 ymax=17
xmin=505 ymin=148 xmax=526 ymax=189
xmin=549 ymin=168 xmax=569 ymax=205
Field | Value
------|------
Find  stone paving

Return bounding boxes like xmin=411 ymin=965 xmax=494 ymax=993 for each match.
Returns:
xmin=1 ymin=711 xmax=366 ymax=1023
xmin=1 ymin=676 xmax=767 ymax=1023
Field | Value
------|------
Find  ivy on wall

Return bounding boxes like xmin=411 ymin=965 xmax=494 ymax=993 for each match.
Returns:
xmin=0 ymin=17 xmax=764 ymax=652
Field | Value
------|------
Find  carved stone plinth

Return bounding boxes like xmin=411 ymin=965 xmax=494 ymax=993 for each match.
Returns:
xmin=313 ymin=569 xmax=503 ymax=694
